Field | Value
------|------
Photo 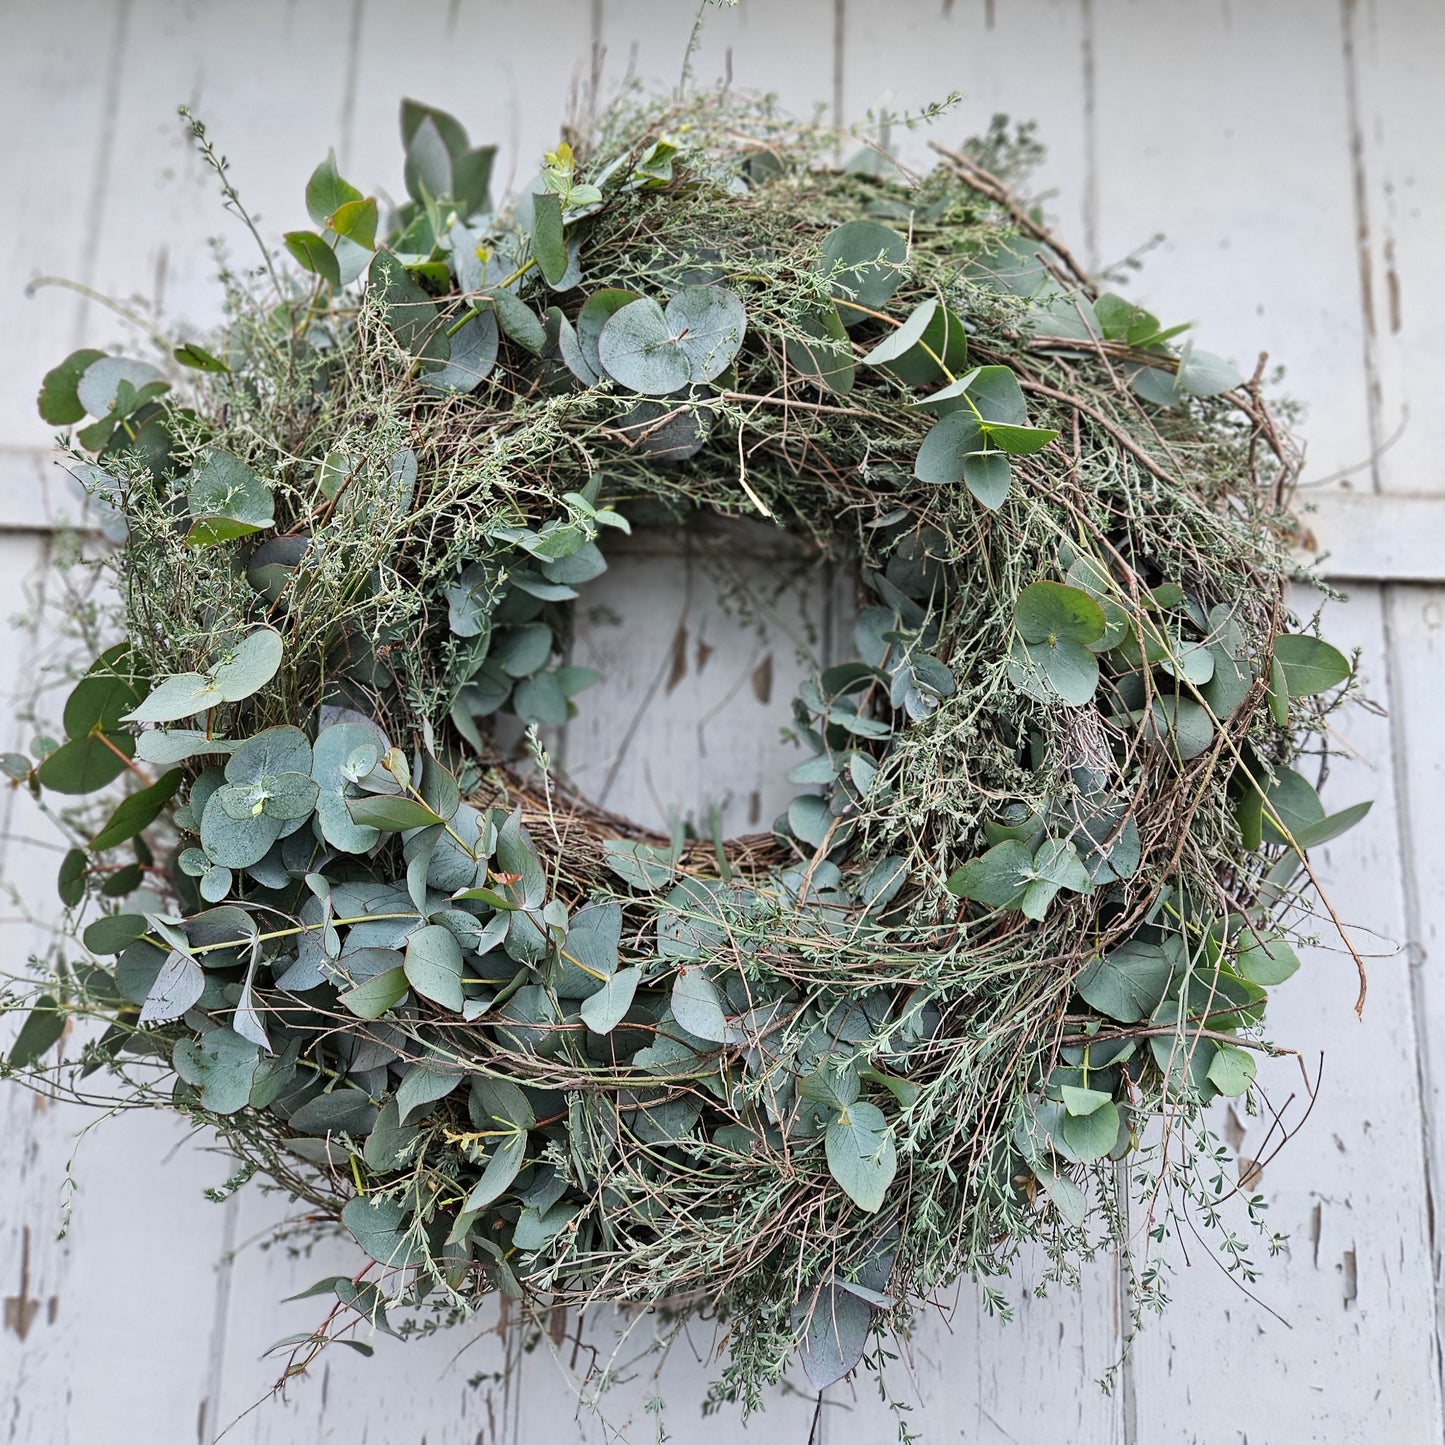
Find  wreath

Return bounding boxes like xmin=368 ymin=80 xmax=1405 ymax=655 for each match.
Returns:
xmin=3 ymin=93 xmax=1363 ymax=1410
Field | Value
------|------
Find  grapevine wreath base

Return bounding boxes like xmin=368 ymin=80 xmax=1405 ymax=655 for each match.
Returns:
xmin=3 ymin=93 xmax=1365 ymax=1411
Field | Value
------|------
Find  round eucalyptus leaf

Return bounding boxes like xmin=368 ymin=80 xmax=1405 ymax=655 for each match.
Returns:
xmin=1014 ymin=582 xmax=1107 ymax=646
xmin=669 ymin=966 xmax=732 ymax=1044
xmin=579 ymin=967 xmax=641 ymax=1035
xmin=818 ymin=220 xmax=907 ymax=322
xmin=1272 ymin=634 xmax=1350 ymax=697
xmin=597 ymin=286 xmax=746 ymax=394
xmin=173 ymin=1028 xmax=262 ymax=1113
xmin=961 ymin=451 xmax=1012 ymax=509
xmin=859 ymin=297 xmax=937 ymax=366
xmin=342 ymin=1194 xmax=426 ymax=1268
xmin=824 ymin=1101 xmax=897 ymax=1211
xmin=76 ymin=357 xmax=165 ymax=418
xmin=200 ymin=788 xmax=283 ymax=869
xmin=663 ymin=285 xmax=747 ymax=383
xmin=226 ymin=726 xmax=311 ymax=785
xmin=311 ymin=720 xmax=388 ymax=853
xmin=577 ymin=288 xmax=640 ymax=375
xmin=404 ymin=924 xmax=465 ymax=1011
xmin=597 ymin=297 xmax=692 ymax=394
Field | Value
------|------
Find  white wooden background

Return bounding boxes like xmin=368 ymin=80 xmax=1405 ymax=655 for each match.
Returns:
xmin=2 ymin=1 xmax=1443 ymax=1440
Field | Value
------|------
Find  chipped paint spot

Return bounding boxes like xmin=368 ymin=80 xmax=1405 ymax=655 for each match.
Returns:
xmin=665 ymin=623 xmax=688 ymax=693
xmin=1340 ymin=1246 xmax=1358 ymax=1307
xmin=1223 ymin=1104 xmax=1246 ymax=1153
xmin=1384 ymin=236 xmax=1402 ymax=333
xmin=751 ymin=654 xmax=773 ymax=705
xmin=4 ymin=1226 xmax=40 ymax=1342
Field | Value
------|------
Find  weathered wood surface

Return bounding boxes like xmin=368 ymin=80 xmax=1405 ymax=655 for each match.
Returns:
xmin=2 ymin=2 xmax=1443 ymax=1441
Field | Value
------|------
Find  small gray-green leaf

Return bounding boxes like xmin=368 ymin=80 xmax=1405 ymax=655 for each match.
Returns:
xmin=579 ymin=967 xmax=640 ymax=1034
xmin=341 ymin=1194 xmax=425 ymax=1268
xmin=670 ymin=967 xmax=730 ymax=1043
xmin=139 ymin=949 xmax=204 ymax=1024
xmin=404 ymin=925 xmax=465 ymax=1011
xmin=825 ymin=1100 xmax=897 ymax=1211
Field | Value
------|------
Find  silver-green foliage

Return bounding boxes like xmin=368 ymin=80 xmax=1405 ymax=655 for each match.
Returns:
xmin=7 ymin=94 xmax=1364 ymax=1414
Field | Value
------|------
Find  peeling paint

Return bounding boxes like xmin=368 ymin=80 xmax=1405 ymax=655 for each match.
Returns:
xmin=3 ymin=1227 xmax=39 ymax=1342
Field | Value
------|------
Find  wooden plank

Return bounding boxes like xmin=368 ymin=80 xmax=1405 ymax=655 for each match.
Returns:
xmin=346 ymin=0 xmax=594 ymax=207
xmin=0 ymin=531 xmax=235 ymax=1445
xmin=1383 ymin=583 xmax=1445 ymax=1305
xmin=1126 ymin=584 xmax=1444 ymax=1442
xmin=1298 ymin=490 xmax=1445 ymax=583
xmin=1086 ymin=4 xmax=1442 ymax=1438
xmin=0 ymin=1 xmax=130 ymax=450
xmin=842 ymin=0 xmax=1092 ymax=244
xmin=561 ymin=521 xmax=838 ymax=838
xmin=1089 ymin=0 xmax=1375 ymax=491
xmin=1343 ymin=0 xmax=1445 ymax=496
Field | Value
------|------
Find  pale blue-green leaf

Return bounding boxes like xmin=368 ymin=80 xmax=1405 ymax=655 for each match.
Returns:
xmin=341 ymin=1195 xmax=425 ymax=1268
xmin=670 ymin=967 xmax=730 ymax=1043
xmin=396 ymin=1062 xmax=463 ymax=1124
xmin=858 ymin=298 xmax=937 ymax=366
xmin=139 ymin=949 xmax=204 ymax=1024
xmin=172 ymin=1028 xmax=261 ymax=1113
xmin=1177 ymin=346 xmax=1244 ymax=397
xmin=1073 ymin=941 xmax=1173 ymax=1023
xmin=404 ymin=924 xmax=465 ymax=1011
xmin=1273 ymin=635 xmax=1350 ymax=697
xmin=825 ymin=1101 xmax=897 ymax=1211
xmin=463 ymin=1128 xmax=527 ymax=1209
xmin=1206 ymin=1044 xmax=1257 ymax=1096
xmin=578 ymin=967 xmax=640 ymax=1034
xmin=792 ymin=1281 xmax=873 ymax=1390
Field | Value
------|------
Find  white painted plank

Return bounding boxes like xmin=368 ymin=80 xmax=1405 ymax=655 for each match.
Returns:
xmin=843 ymin=0 xmax=1092 ymax=244
xmin=1089 ymin=0 xmax=1375 ymax=490
xmin=1127 ymin=584 xmax=1443 ymax=1442
xmin=0 ymin=4 xmax=1440 ymax=1444
xmin=0 ymin=531 xmax=235 ymax=1445
xmin=345 ymin=0 xmax=594 ymax=208
xmin=1085 ymin=2 xmax=1441 ymax=1437
xmin=1298 ymin=489 xmax=1445 ymax=583
xmin=1384 ymin=583 xmax=1445 ymax=1281
xmin=1346 ymin=0 xmax=1445 ymax=496
xmin=0 ymin=0 xmax=130 ymax=450
xmin=562 ymin=522 xmax=837 ymax=838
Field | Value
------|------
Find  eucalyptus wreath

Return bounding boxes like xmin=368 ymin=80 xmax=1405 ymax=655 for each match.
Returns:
xmin=3 ymin=92 xmax=1364 ymax=1413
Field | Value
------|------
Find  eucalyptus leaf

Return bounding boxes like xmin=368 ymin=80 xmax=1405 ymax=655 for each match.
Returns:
xmin=792 ymin=1281 xmax=873 ymax=1390
xmin=579 ymin=967 xmax=641 ymax=1034
xmin=139 ymin=949 xmax=205 ymax=1025
xmin=825 ymin=1101 xmax=897 ymax=1211
xmin=341 ymin=1194 xmax=425 ymax=1268
xmin=818 ymin=220 xmax=907 ymax=322
xmin=597 ymin=286 xmax=746 ymax=394
xmin=1273 ymin=635 xmax=1350 ymax=697
xmin=404 ymin=925 xmax=465 ymax=1011
xmin=671 ymin=967 xmax=730 ymax=1044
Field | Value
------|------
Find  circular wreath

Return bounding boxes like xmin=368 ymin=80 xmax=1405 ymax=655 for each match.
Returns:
xmin=6 ymin=95 xmax=1360 ymax=1407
